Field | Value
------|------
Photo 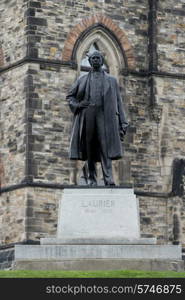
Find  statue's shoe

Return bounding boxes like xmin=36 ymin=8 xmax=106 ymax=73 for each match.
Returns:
xmin=88 ymin=179 xmax=97 ymax=186
xmin=105 ymin=181 xmax=116 ymax=186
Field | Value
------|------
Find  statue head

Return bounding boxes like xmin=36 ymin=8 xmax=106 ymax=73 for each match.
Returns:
xmin=88 ymin=50 xmax=104 ymax=69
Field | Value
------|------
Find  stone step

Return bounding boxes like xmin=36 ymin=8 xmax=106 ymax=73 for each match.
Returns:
xmin=15 ymin=244 xmax=182 ymax=260
xmin=14 ymin=258 xmax=184 ymax=272
xmin=40 ymin=237 xmax=157 ymax=245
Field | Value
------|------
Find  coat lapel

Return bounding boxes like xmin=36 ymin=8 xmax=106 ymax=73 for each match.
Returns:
xmin=103 ymin=72 xmax=111 ymax=97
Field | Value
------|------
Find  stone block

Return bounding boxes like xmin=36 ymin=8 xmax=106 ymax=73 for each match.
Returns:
xmin=57 ymin=188 xmax=140 ymax=239
xmin=14 ymin=259 xmax=184 ymax=272
xmin=40 ymin=237 xmax=157 ymax=245
xmin=15 ymin=244 xmax=182 ymax=260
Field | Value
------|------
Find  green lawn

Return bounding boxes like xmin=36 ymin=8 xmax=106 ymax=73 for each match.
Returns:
xmin=0 ymin=269 xmax=185 ymax=278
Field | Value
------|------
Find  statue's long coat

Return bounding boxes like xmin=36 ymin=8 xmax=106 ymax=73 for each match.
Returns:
xmin=66 ymin=71 xmax=128 ymax=161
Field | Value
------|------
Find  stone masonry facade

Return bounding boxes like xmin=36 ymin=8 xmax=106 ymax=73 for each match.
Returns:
xmin=0 ymin=0 xmax=185 ymax=265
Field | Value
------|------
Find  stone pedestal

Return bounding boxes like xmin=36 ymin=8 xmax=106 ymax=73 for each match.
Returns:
xmin=57 ymin=188 xmax=140 ymax=239
xmin=14 ymin=188 xmax=183 ymax=271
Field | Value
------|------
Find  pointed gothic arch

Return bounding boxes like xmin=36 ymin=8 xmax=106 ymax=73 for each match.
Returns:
xmin=76 ymin=26 xmax=125 ymax=77
xmin=62 ymin=14 xmax=135 ymax=71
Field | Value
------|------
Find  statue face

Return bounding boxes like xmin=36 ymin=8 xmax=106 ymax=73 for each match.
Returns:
xmin=89 ymin=55 xmax=103 ymax=69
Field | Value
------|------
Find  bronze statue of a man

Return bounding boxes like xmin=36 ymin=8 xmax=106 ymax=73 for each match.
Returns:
xmin=66 ymin=51 xmax=128 ymax=186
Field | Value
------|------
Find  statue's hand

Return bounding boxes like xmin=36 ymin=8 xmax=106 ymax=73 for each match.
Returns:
xmin=120 ymin=130 xmax=125 ymax=142
xmin=119 ymin=124 xmax=128 ymax=141
xmin=78 ymin=100 xmax=89 ymax=109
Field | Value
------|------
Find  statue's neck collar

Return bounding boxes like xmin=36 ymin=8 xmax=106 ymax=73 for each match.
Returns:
xmin=91 ymin=68 xmax=103 ymax=73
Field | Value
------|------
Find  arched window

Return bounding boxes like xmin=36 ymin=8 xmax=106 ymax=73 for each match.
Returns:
xmin=75 ymin=27 xmax=125 ymax=79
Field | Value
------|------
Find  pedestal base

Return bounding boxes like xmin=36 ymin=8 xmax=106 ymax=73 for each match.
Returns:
xmin=15 ymin=244 xmax=182 ymax=260
xmin=13 ymin=188 xmax=184 ymax=271
xmin=40 ymin=237 xmax=157 ymax=245
xmin=14 ymin=258 xmax=184 ymax=272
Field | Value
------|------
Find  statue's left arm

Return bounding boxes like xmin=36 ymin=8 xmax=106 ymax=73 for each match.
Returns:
xmin=115 ymin=79 xmax=129 ymax=135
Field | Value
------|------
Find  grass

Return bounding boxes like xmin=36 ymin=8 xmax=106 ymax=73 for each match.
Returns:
xmin=0 ymin=269 xmax=185 ymax=278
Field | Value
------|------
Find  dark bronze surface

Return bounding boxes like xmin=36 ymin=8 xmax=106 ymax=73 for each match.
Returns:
xmin=66 ymin=51 xmax=128 ymax=186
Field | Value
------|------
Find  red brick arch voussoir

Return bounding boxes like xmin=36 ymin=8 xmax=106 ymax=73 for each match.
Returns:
xmin=62 ymin=14 xmax=136 ymax=69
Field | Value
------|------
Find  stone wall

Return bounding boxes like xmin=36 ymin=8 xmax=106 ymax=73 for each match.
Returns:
xmin=0 ymin=188 xmax=27 ymax=244
xmin=0 ymin=65 xmax=27 ymax=187
xmin=157 ymin=0 xmax=185 ymax=73
xmin=0 ymin=247 xmax=14 ymax=269
xmin=25 ymin=186 xmax=60 ymax=241
xmin=25 ymin=63 xmax=75 ymax=184
xmin=139 ymin=195 xmax=184 ymax=245
xmin=0 ymin=2 xmax=185 ymax=189
xmin=0 ymin=186 xmax=59 ymax=244
xmin=155 ymin=76 xmax=185 ymax=176
xmin=0 ymin=0 xmax=26 ymax=68
xmin=124 ymin=75 xmax=162 ymax=191
xmin=0 ymin=0 xmax=185 ymax=252
xmin=126 ymin=74 xmax=185 ymax=193
xmin=25 ymin=0 xmax=148 ymax=70
xmin=1 ymin=186 xmax=184 ymax=246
